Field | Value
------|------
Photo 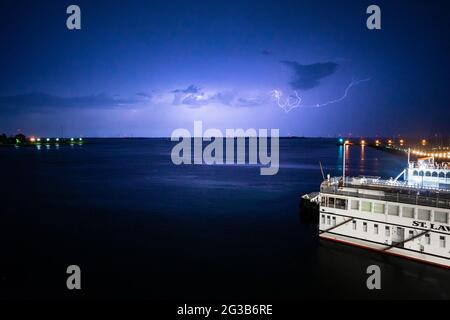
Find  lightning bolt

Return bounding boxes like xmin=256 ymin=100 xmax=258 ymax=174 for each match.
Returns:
xmin=270 ymin=90 xmax=302 ymax=113
xmin=271 ymin=78 xmax=371 ymax=113
xmin=310 ymin=78 xmax=371 ymax=108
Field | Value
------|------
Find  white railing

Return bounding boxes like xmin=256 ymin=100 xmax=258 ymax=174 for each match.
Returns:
xmin=320 ymin=177 xmax=450 ymax=209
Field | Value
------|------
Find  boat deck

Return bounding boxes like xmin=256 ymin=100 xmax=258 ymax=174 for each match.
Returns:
xmin=321 ymin=177 xmax=450 ymax=209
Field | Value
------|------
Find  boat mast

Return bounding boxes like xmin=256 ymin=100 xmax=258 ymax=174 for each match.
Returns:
xmin=342 ymin=141 xmax=346 ymax=186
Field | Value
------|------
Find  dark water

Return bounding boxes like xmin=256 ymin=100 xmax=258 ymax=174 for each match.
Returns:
xmin=0 ymin=138 xmax=448 ymax=300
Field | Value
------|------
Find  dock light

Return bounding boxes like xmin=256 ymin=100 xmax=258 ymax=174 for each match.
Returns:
xmin=345 ymin=140 xmax=350 ymax=144
xmin=388 ymin=140 xmax=393 ymax=145
xmin=422 ymin=139 xmax=427 ymax=146
xmin=79 ymin=138 xmax=83 ymax=141
xmin=70 ymin=138 xmax=74 ymax=142
xmin=56 ymin=138 xmax=59 ymax=142
xmin=339 ymin=138 xmax=344 ymax=144
xmin=361 ymin=140 xmax=366 ymax=145
xmin=37 ymin=138 xmax=41 ymax=142
xmin=400 ymin=139 xmax=404 ymax=145
xmin=46 ymin=138 xmax=50 ymax=142
xmin=30 ymin=137 xmax=36 ymax=143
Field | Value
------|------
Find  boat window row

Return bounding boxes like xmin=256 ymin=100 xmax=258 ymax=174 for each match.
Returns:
xmin=321 ymin=214 xmax=447 ymax=248
xmin=412 ymin=170 xmax=450 ymax=178
xmin=321 ymin=196 xmax=449 ymax=224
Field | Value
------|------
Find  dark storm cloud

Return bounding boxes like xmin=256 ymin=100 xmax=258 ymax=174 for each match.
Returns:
xmin=136 ymin=92 xmax=152 ymax=98
xmin=0 ymin=92 xmax=141 ymax=113
xmin=281 ymin=60 xmax=339 ymax=90
xmin=171 ymin=85 xmax=201 ymax=94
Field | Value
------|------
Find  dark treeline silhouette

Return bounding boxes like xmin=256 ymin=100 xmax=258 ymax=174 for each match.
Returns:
xmin=0 ymin=133 xmax=27 ymax=145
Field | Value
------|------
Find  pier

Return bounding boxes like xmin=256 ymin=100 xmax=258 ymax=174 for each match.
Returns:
xmin=336 ymin=137 xmax=450 ymax=161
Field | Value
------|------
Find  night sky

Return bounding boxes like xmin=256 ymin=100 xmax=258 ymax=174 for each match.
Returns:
xmin=0 ymin=0 xmax=449 ymax=137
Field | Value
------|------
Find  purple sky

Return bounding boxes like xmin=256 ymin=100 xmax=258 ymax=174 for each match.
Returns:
xmin=0 ymin=0 xmax=449 ymax=137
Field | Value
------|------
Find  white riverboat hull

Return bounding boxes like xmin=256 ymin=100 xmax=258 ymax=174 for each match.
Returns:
xmin=320 ymin=232 xmax=450 ymax=269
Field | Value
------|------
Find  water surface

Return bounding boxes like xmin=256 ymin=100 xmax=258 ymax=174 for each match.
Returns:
xmin=0 ymin=138 xmax=448 ymax=300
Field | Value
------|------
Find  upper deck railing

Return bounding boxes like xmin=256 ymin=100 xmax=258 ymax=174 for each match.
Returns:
xmin=321 ymin=177 xmax=450 ymax=210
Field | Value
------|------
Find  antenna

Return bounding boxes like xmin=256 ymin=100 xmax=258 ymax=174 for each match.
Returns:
xmin=319 ymin=161 xmax=325 ymax=180
xmin=342 ymin=141 xmax=347 ymax=186
xmin=407 ymin=147 xmax=410 ymax=165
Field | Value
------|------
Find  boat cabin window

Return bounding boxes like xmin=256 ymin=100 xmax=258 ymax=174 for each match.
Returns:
xmin=385 ymin=226 xmax=390 ymax=236
xmin=434 ymin=211 xmax=449 ymax=224
xmin=374 ymin=224 xmax=379 ymax=234
xmin=363 ymin=222 xmax=367 ymax=232
xmin=328 ymin=197 xmax=335 ymax=208
xmin=351 ymin=200 xmax=359 ymax=210
xmin=321 ymin=215 xmax=325 ymax=224
xmin=361 ymin=201 xmax=372 ymax=212
xmin=439 ymin=236 xmax=446 ymax=248
xmin=418 ymin=209 xmax=431 ymax=221
xmin=332 ymin=217 xmax=336 ymax=226
xmin=388 ymin=205 xmax=399 ymax=216
xmin=352 ymin=220 xmax=357 ymax=230
xmin=402 ymin=207 xmax=415 ymax=219
xmin=374 ymin=203 xmax=385 ymax=214
xmin=335 ymin=198 xmax=347 ymax=210
xmin=425 ymin=234 xmax=431 ymax=245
